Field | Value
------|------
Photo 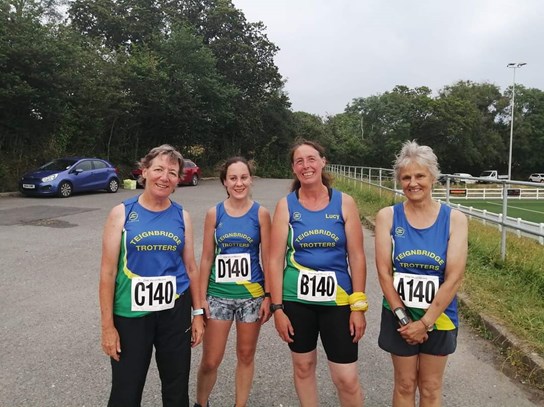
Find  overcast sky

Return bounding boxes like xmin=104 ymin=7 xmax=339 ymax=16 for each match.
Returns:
xmin=232 ymin=0 xmax=543 ymax=116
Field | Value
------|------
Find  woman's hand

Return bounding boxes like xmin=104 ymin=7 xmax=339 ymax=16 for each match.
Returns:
xmin=398 ymin=320 xmax=428 ymax=345
xmin=191 ymin=316 xmax=205 ymax=348
xmin=259 ymin=297 xmax=272 ymax=324
xmin=273 ymin=311 xmax=294 ymax=343
xmin=349 ymin=311 xmax=367 ymax=343
xmin=101 ymin=326 xmax=121 ymax=361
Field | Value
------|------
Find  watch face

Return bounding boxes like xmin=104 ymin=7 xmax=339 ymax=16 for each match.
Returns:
xmin=394 ymin=307 xmax=409 ymax=325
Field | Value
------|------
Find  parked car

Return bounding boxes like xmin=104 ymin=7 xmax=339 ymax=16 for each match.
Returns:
xmin=528 ymin=173 xmax=544 ymax=183
xmin=452 ymin=173 xmax=477 ymax=184
xmin=19 ymin=157 xmax=120 ymax=197
xmin=131 ymin=159 xmax=201 ymax=187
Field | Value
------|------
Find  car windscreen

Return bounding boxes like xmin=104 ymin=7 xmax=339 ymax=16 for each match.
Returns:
xmin=40 ymin=159 xmax=78 ymax=171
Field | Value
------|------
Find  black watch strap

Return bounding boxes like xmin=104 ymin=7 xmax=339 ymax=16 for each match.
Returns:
xmin=270 ymin=303 xmax=284 ymax=313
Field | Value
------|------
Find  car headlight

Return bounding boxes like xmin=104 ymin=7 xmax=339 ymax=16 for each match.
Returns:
xmin=42 ymin=174 xmax=58 ymax=182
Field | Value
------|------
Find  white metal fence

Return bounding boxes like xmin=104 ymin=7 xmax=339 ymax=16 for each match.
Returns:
xmin=432 ymin=187 xmax=544 ymax=200
xmin=328 ymin=164 xmax=544 ymax=256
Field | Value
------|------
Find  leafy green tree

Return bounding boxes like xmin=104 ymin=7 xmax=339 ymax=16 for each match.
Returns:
xmin=291 ymin=112 xmax=326 ymax=142
xmin=126 ymin=24 xmax=238 ymax=161
xmin=0 ymin=1 xmax=83 ymax=168
xmin=500 ymin=85 xmax=544 ymax=176
xmin=323 ymin=112 xmax=364 ymax=165
xmin=434 ymin=81 xmax=504 ymax=174
xmin=254 ymin=92 xmax=294 ymax=178
xmin=68 ymin=0 xmax=290 ymax=167
xmin=177 ymin=0 xmax=287 ymax=161
xmin=69 ymin=0 xmax=166 ymax=50
xmin=344 ymin=86 xmax=434 ymax=168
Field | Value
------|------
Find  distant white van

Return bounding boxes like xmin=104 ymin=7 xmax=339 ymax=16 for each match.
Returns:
xmin=452 ymin=173 xmax=477 ymax=184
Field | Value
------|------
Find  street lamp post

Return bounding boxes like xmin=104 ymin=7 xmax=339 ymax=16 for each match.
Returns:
xmin=506 ymin=62 xmax=526 ymax=180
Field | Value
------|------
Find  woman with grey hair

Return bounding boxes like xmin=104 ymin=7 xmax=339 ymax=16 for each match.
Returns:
xmin=375 ymin=140 xmax=468 ymax=407
xmin=99 ymin=144 xmax=205 ymax=407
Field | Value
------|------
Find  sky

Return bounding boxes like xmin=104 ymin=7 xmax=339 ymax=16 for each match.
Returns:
xmin=231 ymin=0 xmax=544 ymax=116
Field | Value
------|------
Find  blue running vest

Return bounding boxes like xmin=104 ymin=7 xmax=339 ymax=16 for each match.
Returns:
xmin=207 ymin=201 xmax=264 ymax=299
xmin=113 ymin=195 xmax=189 ymax=317
xmin=283 ymin=188 xmax=352 ymax=306
xmin=384 ymin=202 xmax=458 ymax=330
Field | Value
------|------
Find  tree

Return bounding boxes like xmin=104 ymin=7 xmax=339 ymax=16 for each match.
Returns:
xmin=0 ymin=1 xmax=83 ymax=164
xmin=500 ymin=86 xmax=544 ymax=176
xmin=69 ymin=0 xmax=166 ymax=50
xmin=435 ymin=81 xmax=504 ymax=174
xmin=344 ymin=86 xmax=434 ymax=168
xmin=67 ymin=0 xmax=290 ymax=166
xmin=176 ymin=0 xmax=287 ymax=160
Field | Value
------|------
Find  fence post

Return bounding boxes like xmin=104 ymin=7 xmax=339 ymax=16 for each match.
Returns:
xmin=540 ymin=224 xmax=544 ymax=245
xmin=500 ymin=183 xmax=508 ymax=261
xmin=378 ymin=168 xmax=382 ymax=197
xmin=499 ymin=213 xmax=506 ymax=261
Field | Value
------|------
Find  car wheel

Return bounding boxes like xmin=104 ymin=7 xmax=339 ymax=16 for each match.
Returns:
xmin=58 ymin=181 xmax=73 ymax=198
xmin=191 ymin=174 xmax=199 ymax=186
xmin=107 ymin=177 xmax=120 ymax=193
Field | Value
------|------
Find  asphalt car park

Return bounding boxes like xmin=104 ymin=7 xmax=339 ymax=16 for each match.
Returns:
xmin=0 ymin=180 xmax=541 ymax=407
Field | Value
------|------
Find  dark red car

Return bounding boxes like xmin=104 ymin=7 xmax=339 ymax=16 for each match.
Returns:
xmin=131 ymin=159 xmax=201 ymax=187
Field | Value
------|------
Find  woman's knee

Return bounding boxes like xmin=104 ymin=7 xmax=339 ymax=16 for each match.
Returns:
xmin=395 ymin=376 xmax=418 ymax=397
xmin=293 ymin=358 xmax=316 ymax=380
xmin=419 ymin=376 xmax=443 ymax=400
xmin=331 ymin=372 xmax=361 ymax=395
xmin=236 ymin=346 xmax=257 ymax=366
xmin=199 ymin=355 xmax=223 ymax=374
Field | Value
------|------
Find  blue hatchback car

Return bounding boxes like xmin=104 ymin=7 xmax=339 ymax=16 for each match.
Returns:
xmin=19 ymin=157 xmax=120 ymax=197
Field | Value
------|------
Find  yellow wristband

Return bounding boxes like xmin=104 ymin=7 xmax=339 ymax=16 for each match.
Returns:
xmin=349 ymin=292 xmax=368 ymax=312
xmin=350 ymin=300 xmax=368 ymax=312
xmin=348 ymin=292 xmax=367 ymax=305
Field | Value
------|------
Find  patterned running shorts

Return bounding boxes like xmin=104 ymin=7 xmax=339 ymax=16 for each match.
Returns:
xmin=206 ymin=295 xmax=263 ymax=323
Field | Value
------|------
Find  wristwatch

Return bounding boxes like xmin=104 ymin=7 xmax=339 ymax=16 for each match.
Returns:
xmin=420 ymin=318 xmax=434 ymax=332
xmin=393 ymin=307 xmax=410 ymax=326
xmin=270 ymin=303 xmax=284 ymax=313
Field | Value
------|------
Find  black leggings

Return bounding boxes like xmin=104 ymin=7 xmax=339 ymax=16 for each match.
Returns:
xmin=108 ymin=292 xmax=192 ymax=407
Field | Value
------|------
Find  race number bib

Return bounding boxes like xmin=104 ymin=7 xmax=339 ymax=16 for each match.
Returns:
xmin=131 ymin=275 xmax=176 ymax=311
xmin=297 ymin=270 xmax=337 ymax=302
xmin=393 ymin=272 xmax=439 ymax=309
xmin=215 ymin=253 xmax=252 ymax=283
